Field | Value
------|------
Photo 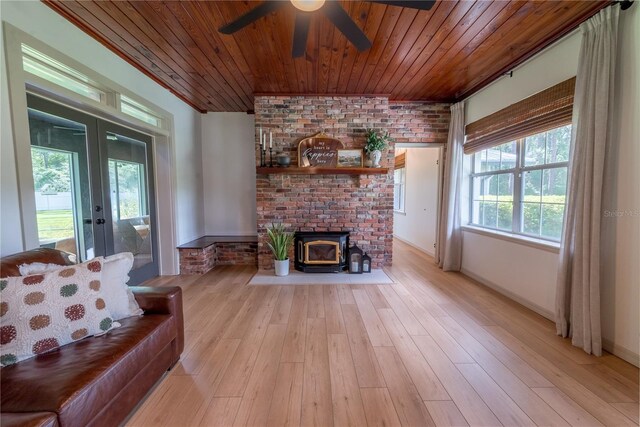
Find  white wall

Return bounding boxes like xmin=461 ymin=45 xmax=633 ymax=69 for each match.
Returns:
xmin=461 ymin=233 xmax=559 ymax=317
xmin=466 ymin=31 xmax=582 ymax=123
xmin=462 ymin=6 xmax=639 ymax=365
xmin=201 ymin=112 xmax=256 ymax=235
xmin=0 ymin=2 xmax=204 ymax=263
xmin=394 ymin=147 xmax=440 ymax=256
xmin=601 ymin=4 xmax=639 ymax=364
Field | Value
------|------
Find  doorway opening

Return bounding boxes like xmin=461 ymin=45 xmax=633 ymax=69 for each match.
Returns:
xmin=27 ymin=94 xmax=158 ymax=284
xmin=393 ymin=145 xmax=443 ymax=257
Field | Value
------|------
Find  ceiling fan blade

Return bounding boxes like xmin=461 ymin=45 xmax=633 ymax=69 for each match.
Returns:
xmin=367 ymin=0 xmax=436 ymax=11
xmin=322 ymin=2 xmax=371 ymax=52
xmin=292 ymin=13 xmax=312 ymax=58
xmin=218 ymin=1 xmax=285 ymax=34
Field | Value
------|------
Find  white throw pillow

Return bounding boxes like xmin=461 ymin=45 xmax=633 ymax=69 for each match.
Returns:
xmin=100 ymin=253 xmax=143 ymax=320
xmin=19 ymin=253 xmax=142 ymax=320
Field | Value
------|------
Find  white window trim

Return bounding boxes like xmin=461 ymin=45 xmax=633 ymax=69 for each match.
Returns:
xmin=17 ymin=43 xmax=170 ymax=134
xmin=462 ymin=225 xmax=560 ymax=253
xmin=3 ymin=23 xmax=179 ymax=274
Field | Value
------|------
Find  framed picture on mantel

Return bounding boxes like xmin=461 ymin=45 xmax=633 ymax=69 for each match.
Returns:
xmin=337 ymin=149 xmax=364 ymax=168
xmin=297 ymin=132 xmax=344 ymax=167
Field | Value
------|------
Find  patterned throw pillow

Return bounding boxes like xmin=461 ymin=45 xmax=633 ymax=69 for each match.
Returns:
xmin=0 ymin=258 xmax=117 ymax=367
xmin=19 ymin=252 xmax=143 ymax=321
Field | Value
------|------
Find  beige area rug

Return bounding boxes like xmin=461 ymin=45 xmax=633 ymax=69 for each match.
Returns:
xmin=248 ymin=269 xmax=394 ymax=286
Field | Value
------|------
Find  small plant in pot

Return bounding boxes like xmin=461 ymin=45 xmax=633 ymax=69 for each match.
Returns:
xmin=266 ymin=223 xmax=294 ymax=276
xmin=364 ymin=128 xmax=391 ymax=168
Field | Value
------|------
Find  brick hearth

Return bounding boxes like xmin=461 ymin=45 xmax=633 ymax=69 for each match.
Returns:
xmin=178 ymin=238 xmax=258 ymax=274
xmin=255 ymin=96 xmax=450 ymax=270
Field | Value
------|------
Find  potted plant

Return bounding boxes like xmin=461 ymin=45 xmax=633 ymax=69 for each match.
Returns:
xmin=266 ymin=223 xmax=294 ymax=276
xmin=364 ymin=128 xmax=391 ymax=168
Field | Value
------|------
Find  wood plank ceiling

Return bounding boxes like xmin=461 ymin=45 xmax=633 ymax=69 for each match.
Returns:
xmin=43 ymin=1 xmax=609 ymax=112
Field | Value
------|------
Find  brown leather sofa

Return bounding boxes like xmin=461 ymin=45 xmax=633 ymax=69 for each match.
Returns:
xmin=0 ymin=249 xmax=184 ymax=427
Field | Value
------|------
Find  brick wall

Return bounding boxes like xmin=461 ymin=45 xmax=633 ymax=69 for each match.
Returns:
xmin=178 ymin=245 xmax=216 ymax=275
xmin=178 ymin=242 xmax=258 ymax=274
xmin=255 ymin=96 xmax=450 ymax=270
xmin=216 ymin=242 xmax=258 ymax=266
xmin=388 ymin=101 xmax=450 ymax=143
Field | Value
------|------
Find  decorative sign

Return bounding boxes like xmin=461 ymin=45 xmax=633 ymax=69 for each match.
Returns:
xmin=297 ymin=132 xmax=344 ymax=167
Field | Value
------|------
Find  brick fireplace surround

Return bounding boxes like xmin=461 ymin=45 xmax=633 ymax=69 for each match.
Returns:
xmin=255 ymin=96 xmax=450 ymax=270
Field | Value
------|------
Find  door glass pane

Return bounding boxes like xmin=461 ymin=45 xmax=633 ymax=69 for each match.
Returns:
xmin=28 ymin=108 xmax=94 ymax=262
xmin=107 ymin=132 xmax=152 ymax=270
xmin=109 ymin=160 xmax=143 ymax=220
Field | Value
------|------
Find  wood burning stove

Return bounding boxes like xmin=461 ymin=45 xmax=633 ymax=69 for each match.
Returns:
xmin=294 ymin=231 xmax=350 ymax=273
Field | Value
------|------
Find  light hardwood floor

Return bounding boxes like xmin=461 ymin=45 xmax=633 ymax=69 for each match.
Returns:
xmin=128 ymin=240 xmax=639 ymax=427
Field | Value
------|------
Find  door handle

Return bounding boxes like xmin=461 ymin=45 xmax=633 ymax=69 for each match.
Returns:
xmin=95 ymin=218 xmax=106 ymax=225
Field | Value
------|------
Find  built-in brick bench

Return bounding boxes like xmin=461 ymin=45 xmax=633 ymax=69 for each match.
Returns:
xmin=177 ymin=235 xmax=258 ymax=275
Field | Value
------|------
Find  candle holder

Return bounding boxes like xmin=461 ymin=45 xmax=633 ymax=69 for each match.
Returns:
xmin=269 ymin=147 xmax=274 ymax=167
xmin=260 ymin=147 xmax=266 ymax=167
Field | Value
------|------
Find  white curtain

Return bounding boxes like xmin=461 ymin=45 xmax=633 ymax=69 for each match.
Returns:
xmin=556 ymin=6 xmax=619 ymax=356
xmin=437 ymin=101 xmax=464 ymax=271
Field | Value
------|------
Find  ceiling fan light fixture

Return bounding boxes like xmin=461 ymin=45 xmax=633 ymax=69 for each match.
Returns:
xmin=290 ymin=0 xmax=326 ymax=12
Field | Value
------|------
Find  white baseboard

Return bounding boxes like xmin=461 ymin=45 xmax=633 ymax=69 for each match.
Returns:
xmin=460 ymin=268 xmax=554 ymax=320
xmin=602 ymin=338 xmax=640 ymax=367
xmin=460 ymin=268 xmax=640 ymax=367
xmin=394 ymin=235 xmax=435 ymax=257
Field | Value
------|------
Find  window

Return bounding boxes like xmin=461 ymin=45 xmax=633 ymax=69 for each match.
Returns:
xmin=21 ymin=44 xmax=165 ymax=129
xmin=469 ymin=124 xmax=571 ymax=241
xmin=394 ymin=167 xmax=406 ymax=213
xmin=120 ymin=95 xmax=163 ymax=127
xmin=22 ymin=44 xmax=107 ymax=103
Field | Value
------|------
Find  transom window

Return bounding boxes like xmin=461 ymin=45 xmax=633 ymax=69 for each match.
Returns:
xmin=22 ymin=44 xmax=107 ymax=103
xmin=469 ymin=124 xmax=571 ymax=241
xmin=120 ymin=95 xmax=163 ymax=127
xmin=21 ymin=44 xmax=166 ymax=130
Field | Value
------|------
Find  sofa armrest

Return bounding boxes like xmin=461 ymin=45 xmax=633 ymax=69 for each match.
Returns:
xmin=130 ymin=286 xmax=184 ymax=359
xmin=130 ymin=286 xmax=181 ymax=314
xmin=0 ymin=412 xmax=58 ymax=427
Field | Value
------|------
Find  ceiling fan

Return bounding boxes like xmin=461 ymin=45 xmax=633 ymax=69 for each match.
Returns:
xmin=218 ymin=0 xmax=435 ymax=58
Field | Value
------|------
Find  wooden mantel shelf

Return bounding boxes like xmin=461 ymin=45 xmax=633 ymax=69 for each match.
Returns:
xmin=256 ymin=167 xmax=388 ymax=175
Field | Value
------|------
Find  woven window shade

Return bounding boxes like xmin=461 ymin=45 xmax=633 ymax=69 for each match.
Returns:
xmin=395 ymin=152 xmax=406 ymax=169
xmin=464 ymin=77 xmax=576 ymax=154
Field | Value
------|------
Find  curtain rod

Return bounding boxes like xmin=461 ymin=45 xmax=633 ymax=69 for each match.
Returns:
xmin=614 ymin=0 xmax=634 ymax=10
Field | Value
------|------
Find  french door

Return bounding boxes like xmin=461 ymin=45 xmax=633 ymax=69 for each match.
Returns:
xmin=26 ymin=94 xmax=158 ymax=284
